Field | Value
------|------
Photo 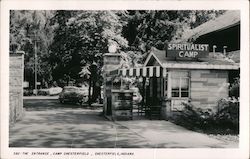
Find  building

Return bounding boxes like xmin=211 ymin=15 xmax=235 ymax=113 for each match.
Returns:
xmin=103 ymin=10 xmax=240 ymax=120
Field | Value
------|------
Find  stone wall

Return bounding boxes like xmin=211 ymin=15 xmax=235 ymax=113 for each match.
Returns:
xmin=190 ymin=70 xmax=229 ymax=112
xmin=9 ymin=52 xmax=24 ymax=125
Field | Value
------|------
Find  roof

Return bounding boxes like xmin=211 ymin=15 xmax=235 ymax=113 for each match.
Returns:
xmin=143 ymin=47 xmax=165 ymax=67
xmin=227 ymin=50 xmax=240 ymax=63
xmin=180 ymin=10 xmax=240 ymax=42
xmin=144 ymin=48 xmax=239 ymax=70
xmin=161 ymin=61 xmax=239 ymax=70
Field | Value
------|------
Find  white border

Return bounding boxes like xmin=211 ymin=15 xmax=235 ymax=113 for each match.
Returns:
xmin=1 ymin=1 xmax=249 ymax=159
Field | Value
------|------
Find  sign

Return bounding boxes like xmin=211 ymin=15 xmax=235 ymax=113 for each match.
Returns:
xmin=166 ymin=43 xmax=209 ymax=59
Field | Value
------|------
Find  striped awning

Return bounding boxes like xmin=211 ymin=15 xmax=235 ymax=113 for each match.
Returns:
xmin=109 ymin=66 xmax=167 ymax=78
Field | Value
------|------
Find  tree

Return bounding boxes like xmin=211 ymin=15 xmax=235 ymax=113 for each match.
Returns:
xmin=122 ymin=10 xmax=225 ymax=53
xmin=10 ymin=10 xmax=226 ymax=91
xmin=49 ymin=11 xmax=129 ymax=103
xmin=10 ymin=10 xmax=55 ymax=88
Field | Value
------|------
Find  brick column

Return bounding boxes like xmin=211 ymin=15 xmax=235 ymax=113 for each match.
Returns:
xmin=9 ymin=51 xmax=25 ymax=125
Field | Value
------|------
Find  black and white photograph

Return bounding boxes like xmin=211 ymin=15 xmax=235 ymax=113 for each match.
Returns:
xmin=1 ymin=1 xmax=249 ymax=159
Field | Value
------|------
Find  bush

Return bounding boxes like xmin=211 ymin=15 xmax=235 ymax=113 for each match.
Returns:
xmin=23 ymin=89 xmax=33 ymax=96
xmin=174 ymin=103 xmax=215 ymax=131
xmin=216 ymin=98 xmax=239 ymax=132
xmin=229 ymin=77 xmax=239 ymax=98
xmin=173 ymin=98 xmax=239 ymax=134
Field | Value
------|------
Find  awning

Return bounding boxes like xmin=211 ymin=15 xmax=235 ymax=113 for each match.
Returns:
xmin=109 ymin=66 xmax=167 ymax=78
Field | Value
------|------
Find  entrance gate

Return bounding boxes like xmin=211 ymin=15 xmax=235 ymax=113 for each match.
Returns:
xmin=108 ymin=66 xmax=167 ymax=120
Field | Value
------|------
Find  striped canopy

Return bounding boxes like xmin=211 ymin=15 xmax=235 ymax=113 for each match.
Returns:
xmin=109 ymin=66 xmax=167 ymax=78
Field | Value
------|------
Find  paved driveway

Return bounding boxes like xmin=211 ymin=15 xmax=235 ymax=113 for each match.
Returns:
xmin=9 ymin=98 xmax=237 ymax=148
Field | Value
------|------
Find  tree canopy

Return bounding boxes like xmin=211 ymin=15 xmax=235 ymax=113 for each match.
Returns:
xmin=10 ymin=10 xmax=225 ymax=88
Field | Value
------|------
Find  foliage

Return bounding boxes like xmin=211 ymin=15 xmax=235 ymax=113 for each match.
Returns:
xmin=23 ymin=89 xmax=33 ymax=96
xmin=174 ymin=99 xmax=239 ymax=134
xmin=10 ymin=10 xmax=55 ymax=88
xmin=122 ymin=10 xmax=225 ymax=52
xmin=49 ymin=11 xmax=128 ymax=85
xmin=174 ymin=103 xmax=216 ymax=131
xmin=217 ymin=98 xmax=239 ymax=129
xmin=10 ymin=10 xmax=226 ymax=90
xmin=229 ymin=77 xmax=240 ymax=98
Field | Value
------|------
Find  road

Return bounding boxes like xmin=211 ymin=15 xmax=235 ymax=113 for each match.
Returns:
xmin=9 ymin=97 xmax=238 ymax=148
xmin=10 ymin=98 xmax=150 ymax=148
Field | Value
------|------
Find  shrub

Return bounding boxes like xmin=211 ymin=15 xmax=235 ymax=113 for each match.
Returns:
xmin=23 ymin=89 xmax=33 ymax=96
xmin=174 ymin=103 xmax=215 ymax=131
xmin=216 ymin=98 xmax=239 ymax=132
xmin=173 ymin=98 xmax=239 ymax=134
xmin=229 ymin=77 xmax=239 ymax=98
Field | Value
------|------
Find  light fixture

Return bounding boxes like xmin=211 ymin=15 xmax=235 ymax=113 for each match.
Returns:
xmin=108 ymin=44 xmax=117 ymax=53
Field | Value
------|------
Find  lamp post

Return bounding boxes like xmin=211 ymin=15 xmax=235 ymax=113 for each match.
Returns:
xmin=108 ymin=44 xmax=117 ymax=53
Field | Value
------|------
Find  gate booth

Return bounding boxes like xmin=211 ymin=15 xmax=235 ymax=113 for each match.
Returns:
xmin=103 ymin=11 xmax=240 ymax=121
xmin=110 ymin=66 xmax=168 ymax=120
xmin=103 ymin=46 xmax=239 ymax=121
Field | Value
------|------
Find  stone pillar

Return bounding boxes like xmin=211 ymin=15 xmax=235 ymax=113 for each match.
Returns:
xmin=103 ymin=53 xmax=121 ymax=117
xmin=9 ymin=51 xmax=25 ymax=125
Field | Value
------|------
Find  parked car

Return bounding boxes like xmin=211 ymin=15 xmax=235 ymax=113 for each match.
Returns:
xmin=37 ymin=88 xmax=49 ymax=96
xmin=58 ymin=86 xmax=88 ymax=105
xmin=49 ymin=87 xmax=62 ymax=96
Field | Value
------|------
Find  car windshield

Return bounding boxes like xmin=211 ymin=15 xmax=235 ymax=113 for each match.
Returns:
xmin=79 ymin=88 xmax=87 ymax=91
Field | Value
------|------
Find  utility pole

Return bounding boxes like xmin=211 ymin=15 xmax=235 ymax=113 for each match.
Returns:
xmin=29 ymin=32 xmax=39 ymax=96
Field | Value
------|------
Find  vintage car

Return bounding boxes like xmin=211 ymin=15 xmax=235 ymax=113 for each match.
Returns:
xmin=49 ymin=87 xmax=63 ymax=96
xmin=59 ymin=86 xmax=88 ymax=104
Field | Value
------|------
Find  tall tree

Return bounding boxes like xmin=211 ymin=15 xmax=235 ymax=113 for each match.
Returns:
xmin=49 ymin=11 xmax=129 ymax=102
xmin=10 ymin=10 xmax=55 ymax=88
xmin=122 ymin=10 xmax=225 ymax=52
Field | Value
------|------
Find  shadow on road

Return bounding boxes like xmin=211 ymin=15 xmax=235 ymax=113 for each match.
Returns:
xmin=10 ymin=98 xmax=150 ymax=148
xmin=9 ymin=98 xmax=236 ymax=148
xmin=24 ymin=98 xmax=100 ymax=111
xmin=9 ymin=110 xmax=150 ymax=148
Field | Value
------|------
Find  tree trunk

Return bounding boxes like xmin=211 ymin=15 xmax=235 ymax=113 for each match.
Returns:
xmin=88 ymin=76 xmax=92 ymax=107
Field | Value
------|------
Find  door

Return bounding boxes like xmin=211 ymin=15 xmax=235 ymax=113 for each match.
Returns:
xmin=146 ymin=77 xmax=162 ymax=119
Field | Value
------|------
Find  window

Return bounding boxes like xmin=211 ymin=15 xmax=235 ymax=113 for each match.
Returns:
xmin=171 ymin=71 xmax=189 ymax=98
